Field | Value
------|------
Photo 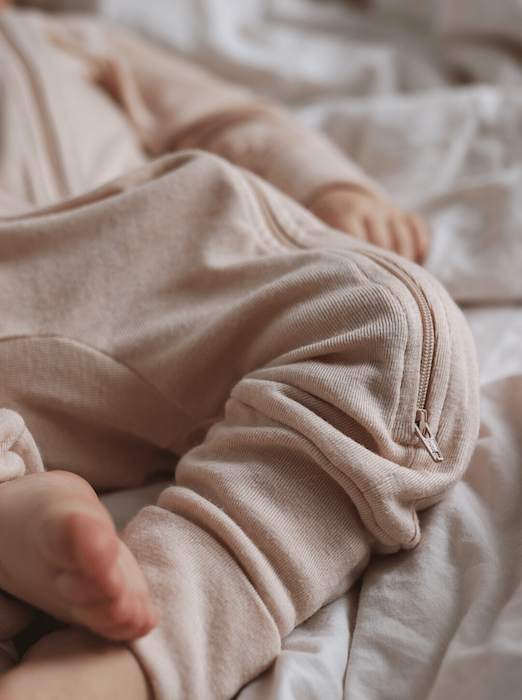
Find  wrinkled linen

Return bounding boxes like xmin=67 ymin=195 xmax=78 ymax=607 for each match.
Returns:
xmin=71 ymin=0 xmax=522 ymax=698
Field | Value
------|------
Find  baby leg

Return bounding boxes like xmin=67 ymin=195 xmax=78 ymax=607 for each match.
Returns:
xmin=0 ymin=471 xmax=157 ymax=641
xmin=0 ymin=627 xmax=151 ymax=700
xmin=0 ymin=152 xmax=478 ymax=700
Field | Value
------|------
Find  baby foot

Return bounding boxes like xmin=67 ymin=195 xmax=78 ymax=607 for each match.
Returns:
xmin=309 ymin=186 xmax=430 ymax=263
xmin=0 ymin=471 xmax=157 ymax=641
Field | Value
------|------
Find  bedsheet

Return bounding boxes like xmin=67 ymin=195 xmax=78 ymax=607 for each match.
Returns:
xmin=22 ymin=0 xmax=522 ymax=697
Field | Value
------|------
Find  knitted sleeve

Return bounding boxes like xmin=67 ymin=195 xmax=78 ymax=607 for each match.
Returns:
xmin=49 ymin=15 xmax=385 ymax=206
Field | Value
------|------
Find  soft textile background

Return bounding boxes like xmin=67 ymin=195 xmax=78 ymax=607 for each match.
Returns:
xmin=15 ymin=0 xmax=522 ymax=698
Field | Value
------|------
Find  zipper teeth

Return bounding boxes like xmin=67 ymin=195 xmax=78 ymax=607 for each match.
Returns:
xmin=0 ymin=21 xmax=67 ymax=199
xmin=245 ymin=174 xmax=435 ymax=412
xmin=361 ymin=253 xmax=435 ymax=411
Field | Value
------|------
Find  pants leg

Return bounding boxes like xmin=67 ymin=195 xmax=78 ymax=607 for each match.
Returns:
xmin=0 ymin=151 xmax=479 ymax=699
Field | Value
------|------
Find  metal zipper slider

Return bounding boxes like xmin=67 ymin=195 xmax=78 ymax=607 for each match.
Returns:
xmin=415 ymin=409 xmax=443 ymax=462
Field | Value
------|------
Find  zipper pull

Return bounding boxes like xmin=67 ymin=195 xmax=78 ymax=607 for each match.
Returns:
xmin=415 ymin=409 xmax=443 ymax=462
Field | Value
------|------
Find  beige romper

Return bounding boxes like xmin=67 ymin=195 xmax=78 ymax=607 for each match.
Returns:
xmin=0 ymin=9 xmax=480 ymax=700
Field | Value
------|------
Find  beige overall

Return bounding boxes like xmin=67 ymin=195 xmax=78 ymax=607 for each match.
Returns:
xmin=0 ymin=10 xmax=480 ymax=699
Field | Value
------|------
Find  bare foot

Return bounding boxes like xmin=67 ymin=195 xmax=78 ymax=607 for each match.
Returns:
xmin=0 ymin=471 xmax=157 ymax=641
xmin=309 ymin=187 xmax=430 ymax=263
xmin=0 ymin=627 xmax=151 ymax=700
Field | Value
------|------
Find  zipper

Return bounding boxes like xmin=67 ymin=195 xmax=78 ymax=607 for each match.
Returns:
xmin=245 ymin=174 xmax=443 ymax=462
xmin=362 ymin=253 xmax=443 ymax=462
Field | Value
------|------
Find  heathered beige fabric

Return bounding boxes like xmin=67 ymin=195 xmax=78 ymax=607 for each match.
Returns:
xmin=0 ymin=9 xmax=480 ymax=700
xmin=0 ymin=8 xmax=382 ymax=213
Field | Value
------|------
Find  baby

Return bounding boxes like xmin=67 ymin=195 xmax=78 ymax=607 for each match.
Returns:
xmin=0 ymin=5 xmax=477 ymax=700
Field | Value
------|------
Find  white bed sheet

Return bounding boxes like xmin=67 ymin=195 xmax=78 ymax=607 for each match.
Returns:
xmin=91 ymin=0 xmax=522 ymax=697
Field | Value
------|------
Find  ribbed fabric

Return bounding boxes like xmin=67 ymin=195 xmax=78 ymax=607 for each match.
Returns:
xmin=0 ymin=9 xmax=480 ymax=700
xmin=0 ymin=8 xmax=383 ymax=212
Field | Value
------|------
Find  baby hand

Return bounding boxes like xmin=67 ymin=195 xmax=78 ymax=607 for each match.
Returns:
xmin=309 ymin=187 xmax=430 ymax=263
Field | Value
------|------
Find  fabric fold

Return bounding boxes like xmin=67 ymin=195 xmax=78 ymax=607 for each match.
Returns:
xmin=0 ymin=408 xmax=44 ymax=483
